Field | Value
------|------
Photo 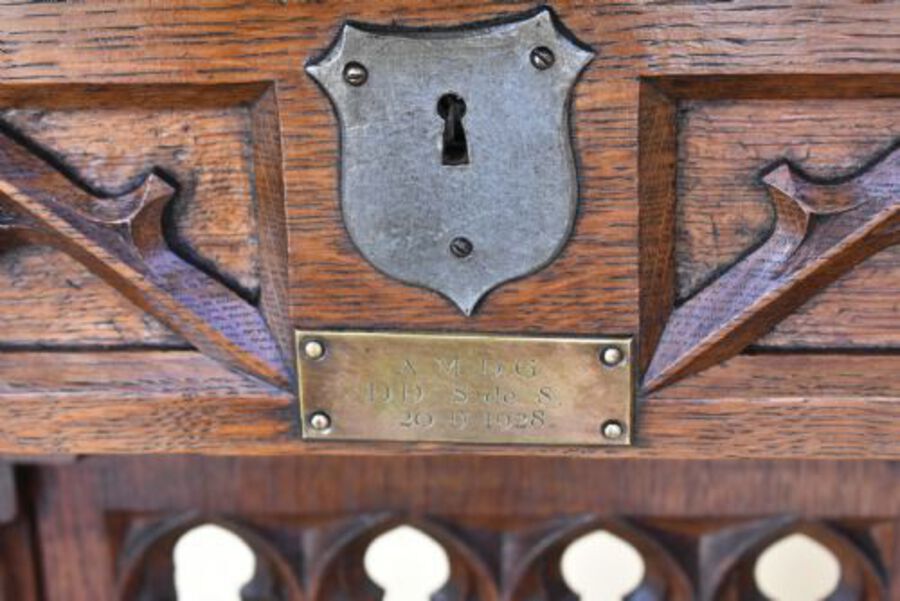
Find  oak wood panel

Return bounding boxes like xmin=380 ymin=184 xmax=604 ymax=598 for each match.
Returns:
xmin=645 ymin=145 xmax=900 ymax=390
xmin=0 ymin=127 xmax=291 ymax=387
xmin=3 ymin=105 xmax=260 ymax=293
xmin=0 ymin=1 xmax=897 ymax=456
xmin=0 ymin=352 xmax=295 ymax=454
xmin=0 ymin=245 xmax=183 ymax=348
xmin=61 ymin=455 xmax=900 ymax=518
xmin=0 ymin=0 xmax=891 ymax=333
xmin=0 ymin=93 xmax=264 ymax=347
xmin=0 ymin=4 xmax=898 ymax=597
xmin=0 ymin=351 xmax=895 ymax=458
xmin=676 ymin=98 xmax=900 ymax=349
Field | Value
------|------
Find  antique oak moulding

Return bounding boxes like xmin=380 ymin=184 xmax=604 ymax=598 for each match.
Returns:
xmin=0 ymin=2 xmax=897 ymax=458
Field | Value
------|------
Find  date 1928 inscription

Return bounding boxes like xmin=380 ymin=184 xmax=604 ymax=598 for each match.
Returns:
xmin=296 ymin=331 xmax=633 ymax=446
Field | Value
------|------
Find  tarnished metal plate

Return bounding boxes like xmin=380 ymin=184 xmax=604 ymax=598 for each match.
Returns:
xmin=296 ymin=331 xmax=633 ymax=446
xmin=306 ymin=8 xmax=593 ymax=315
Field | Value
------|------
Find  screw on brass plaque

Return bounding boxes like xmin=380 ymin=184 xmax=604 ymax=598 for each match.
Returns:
xmin=295 ymin=330 xmax=634 ymax=446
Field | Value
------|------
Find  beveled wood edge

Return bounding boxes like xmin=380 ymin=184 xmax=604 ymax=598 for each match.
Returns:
xmin=0 ymin=350 xmax=897 ymax=459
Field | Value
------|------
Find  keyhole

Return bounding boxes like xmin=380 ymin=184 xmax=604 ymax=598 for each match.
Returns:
xmin=437 ymin=93 xmax=469 ymax=165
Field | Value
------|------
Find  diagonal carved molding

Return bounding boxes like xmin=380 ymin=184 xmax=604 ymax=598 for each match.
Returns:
xmin=645 ymin=144 xmax=900 ymax=392
xmin=0 ymin=130 xmax=291 ymax=389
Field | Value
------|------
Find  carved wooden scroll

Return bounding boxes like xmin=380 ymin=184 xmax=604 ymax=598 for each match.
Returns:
xmin=645 ymin=145 xmax=900 ymax=392
xmin=0 ymin=130 xmax=290 ymax=389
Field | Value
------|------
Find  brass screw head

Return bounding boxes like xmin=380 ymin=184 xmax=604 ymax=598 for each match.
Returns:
xmin=303 ymin=339 xmax=325 ymax=360
xmin=308 ymin=411 xmax=332 ymax=432
xmin=601 ymin=420 xmax=625 ymax=440
xmin=530 ymin=46 xmax=555 ymax=70
xmin=600 ymin=345 xmax=625 ymax=367
xmin=343 ymin=62 xmax=368 ymax=86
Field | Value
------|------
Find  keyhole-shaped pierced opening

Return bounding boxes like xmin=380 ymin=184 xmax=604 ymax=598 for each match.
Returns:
xmin=437 ymin=93 xmax=469 ymax=166
xmin=364 ymin=525 xmax=451 ymax=601
xmin=754 ymin=534 xmax=841 ymax=601
xmin=561 ymin=530 xmax=646 ymax=601
xmin=173 ymin=524 xmax=256 ymax=601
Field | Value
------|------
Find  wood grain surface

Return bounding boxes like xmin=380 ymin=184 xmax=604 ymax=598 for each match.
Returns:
xmin=646 ymin=145 xmax=900 ymax=390
xmin=0 ymin=350 xmax=896 ymax=458
xmin=0 ymin=1 xmax=897 ymax=457
xmin=0 ymin=84 xmax=268 ymax=348
xmin=0 ymin=120 xmax=291 ymax=387
xmin=676 ymin=97 xmax=900 ymax=349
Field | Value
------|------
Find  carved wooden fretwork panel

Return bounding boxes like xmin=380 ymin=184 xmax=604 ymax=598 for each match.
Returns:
xmin=111 ymin=516 xmax=890 ymax=600
xmin=18 ymin=456 xmax=900 ymax=601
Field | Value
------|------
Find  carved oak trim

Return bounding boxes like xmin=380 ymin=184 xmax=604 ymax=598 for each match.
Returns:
xmin=645 ymin=144 xmax=900 ymax=392
xmin=0 ymin=117 xmax=291 ymax=389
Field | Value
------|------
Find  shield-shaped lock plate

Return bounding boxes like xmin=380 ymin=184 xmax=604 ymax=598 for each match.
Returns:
xmin=307 ymin=9 xmax=593 ymax=314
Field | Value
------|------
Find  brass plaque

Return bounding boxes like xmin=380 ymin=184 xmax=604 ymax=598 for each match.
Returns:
xmin=296 ymin=331 xmax=634 ymax=446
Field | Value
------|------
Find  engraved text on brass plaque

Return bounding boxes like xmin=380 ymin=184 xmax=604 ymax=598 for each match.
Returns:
xmin=296 ymin=331 xmax=634 ymax=446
